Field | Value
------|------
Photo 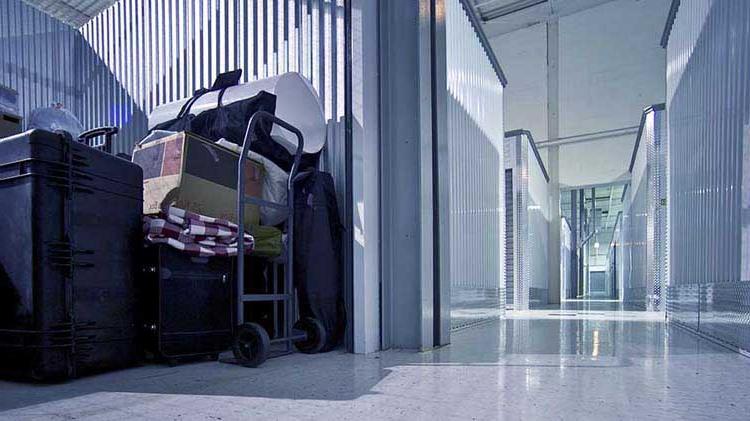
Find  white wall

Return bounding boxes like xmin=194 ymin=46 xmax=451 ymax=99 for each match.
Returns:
xmin=490 ymin=25 xmax=547 ymax=142
xmin=490 ymin=0 xmax=670 ymax=188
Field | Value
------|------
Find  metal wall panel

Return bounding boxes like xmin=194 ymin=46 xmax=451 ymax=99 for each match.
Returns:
xmin=666 ymin=0 xmax=750 ymax=351
xmin=622 ymin=107 xmax=667 ymax=310
xmin=504 ymin=168 xmax=514 ymax=308
xmin=527 ymin=138 xmax=550 ymax=305
xmin=560 ymin=218 xmax=573 ymax=303
xmin=74 ymin=0 xmax=346 ymax=155
xmin=3 ymin=0 xmax=346 ymax=156
xmin=611 ymin=211 xmax=625 ymax=300
xmin=0 ymin=0 xmax=80 ymax=124
xmin=504 ymin=132 xmax=549 ymax=310
xmin=447 ymin=0 xmax=505 ymax=329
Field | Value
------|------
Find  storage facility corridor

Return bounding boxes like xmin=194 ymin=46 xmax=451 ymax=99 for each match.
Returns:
xmin=1 ymin=0 xmax=750 ymax=420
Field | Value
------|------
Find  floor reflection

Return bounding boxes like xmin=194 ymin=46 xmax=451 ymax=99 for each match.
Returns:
xmin=1 ymin=301 xmax=748 ymax=420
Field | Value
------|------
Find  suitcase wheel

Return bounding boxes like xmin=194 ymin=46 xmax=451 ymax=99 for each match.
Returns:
xmin=232 ymin=323 xmax=270 ymax=368
xmin=293 ymin=317 xmax=327 ymax=354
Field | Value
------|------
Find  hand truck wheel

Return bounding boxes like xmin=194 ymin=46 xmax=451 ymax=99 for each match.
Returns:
xmin=232 ymin=323 xmax=270 ymax=367
xmin=293 ymin=317 xmax=327 ymax=354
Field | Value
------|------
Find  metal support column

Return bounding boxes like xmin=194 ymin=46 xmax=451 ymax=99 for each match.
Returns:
xmin=546 ymin=19 xmax=561 ymax=305
xmin=379 ymin=0 xmax=447 ymax=350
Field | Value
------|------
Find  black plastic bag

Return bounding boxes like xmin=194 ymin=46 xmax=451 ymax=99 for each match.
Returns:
xmin=151 ymin=88 xmax=277 ymax=149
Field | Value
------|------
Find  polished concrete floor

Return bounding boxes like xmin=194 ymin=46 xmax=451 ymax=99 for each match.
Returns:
xmin=1 ymin=302 xmax=749 ymax=420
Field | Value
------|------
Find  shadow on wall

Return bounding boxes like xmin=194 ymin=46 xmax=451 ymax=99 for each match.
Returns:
xmin=447 ymin=93 xmax=504 ymax=330
xmin=76 ymin=36 xmax=149 ymax=154
xmin=0 ymin=0 xmax=149 ymax=154
xmin=0 ymin=1 xmax=79 ymax=121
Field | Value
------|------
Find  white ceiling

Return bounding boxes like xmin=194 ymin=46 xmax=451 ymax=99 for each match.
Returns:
xmin=468 ymin=0 xmax=618 ymax=38
xmin=21 ymin=0 xmax=117 ymax=27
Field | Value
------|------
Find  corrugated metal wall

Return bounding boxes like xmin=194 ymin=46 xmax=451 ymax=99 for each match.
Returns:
xmin=526 ymin=139 xmax=549 ymax=306
xmin=78 ymin=0 xmax=346 ymax=154
xmin=505 ymin=135 xmax=527 ymax=310
xmin=2 ymin=0 xmax=346 ymax=156
xmin=649 ymin=108 xmax=667 ymax=312
xmin=504 ymin=132 xmax=549 ymax=310
xmin=446 ymin=0 xmax=505 ymax=329
xmin=666 ymin=0 xmax=750 ymax=351
xmin=0 ymin=1 xmax=81 ymax=122
xmin=504 ymin=168 xmax=514 ymax=308
xmin=560 ymin=218 xmax=572 ymax=305
xmin=610 ymin=212 xmax=625 ymax=300
xmin=618 ymin=193 xmax=631 ymax=301
xmin=623 ymin=107 xmax=666 ymax=310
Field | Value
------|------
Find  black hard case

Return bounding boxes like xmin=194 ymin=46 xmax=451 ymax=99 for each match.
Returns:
xmin=141 ymin=246 xmax=233 ymax=360
xmin=0 ymin=130 xmax=143 ymax=381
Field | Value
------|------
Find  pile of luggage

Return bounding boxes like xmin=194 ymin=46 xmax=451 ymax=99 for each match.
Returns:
xmin=0 ymin=71 xmax=345 ymax=381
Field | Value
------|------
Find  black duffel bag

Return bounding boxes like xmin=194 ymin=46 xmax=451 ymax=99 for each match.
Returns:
xmin=150 ymin=69 xmax=318 ymax=173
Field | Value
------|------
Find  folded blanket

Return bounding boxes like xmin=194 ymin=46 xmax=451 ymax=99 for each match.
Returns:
xmin=144 ymin=207 xmax=254 ymax=257
xmin=163 ymin=205 xmax=242 ymax=238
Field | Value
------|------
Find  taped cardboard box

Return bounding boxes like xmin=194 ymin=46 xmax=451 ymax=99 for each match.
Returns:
xmin=132 ymin=131 xmax=264 ymax=227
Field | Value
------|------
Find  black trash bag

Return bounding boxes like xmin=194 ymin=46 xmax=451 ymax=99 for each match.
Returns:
xmin=293 ymin=170 xmax=346 ymax=351
xmin=249 ymin=132 xmax=321 ymax=174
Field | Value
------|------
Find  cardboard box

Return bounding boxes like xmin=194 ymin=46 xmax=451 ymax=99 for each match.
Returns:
xmin=133 ymin=132 xmax=264 ymax=227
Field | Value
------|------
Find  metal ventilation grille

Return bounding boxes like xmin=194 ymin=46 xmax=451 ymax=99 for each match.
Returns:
xmin=21 ymin=0 xmax=117 ymax=27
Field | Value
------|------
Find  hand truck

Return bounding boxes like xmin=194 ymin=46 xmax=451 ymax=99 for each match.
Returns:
xmin=231 ymin=111 xmax=327 ymax=367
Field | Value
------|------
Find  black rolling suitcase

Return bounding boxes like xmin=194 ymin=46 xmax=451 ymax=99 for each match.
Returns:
xmin=141 ymin=246 xmax=233 ymax=363
xmin=0 ymin=129 xmax=143 ymax=381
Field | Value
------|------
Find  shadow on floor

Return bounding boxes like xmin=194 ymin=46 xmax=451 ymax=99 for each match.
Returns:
xmin=0 ymin=308 xmax=744 ymax=414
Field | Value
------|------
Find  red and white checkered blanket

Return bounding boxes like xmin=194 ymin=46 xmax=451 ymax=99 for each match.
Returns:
xmin=144 ymin=206 xmax=254 ymax=257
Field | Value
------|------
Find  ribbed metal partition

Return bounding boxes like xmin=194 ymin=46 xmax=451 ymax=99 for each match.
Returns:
xmin=78 ymin=0 xmax=346 ymax=154
xmin=648 ymin=107 xmax=667 ymax=312
xmin=504 ymin=169 xmax=514 ymax=308
xmin=560 ymin=217 xmax=572 ymax=303
xmin=2 ymin=0 xmax=346 ymax=156
xmin=447 ymin=0 xmax=506 ymax=329
xmin=622 ymin=106 xmax=667 ymax=311
xmin=0 ymin=1 xmax=81 ymax=123
xmin=665 ymin=0 xmax=750 ymax=351
xmin=611 ymin=211 xmax=625 ymax=300
xmin=504 ymin=131 xmax=549 ymax=310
